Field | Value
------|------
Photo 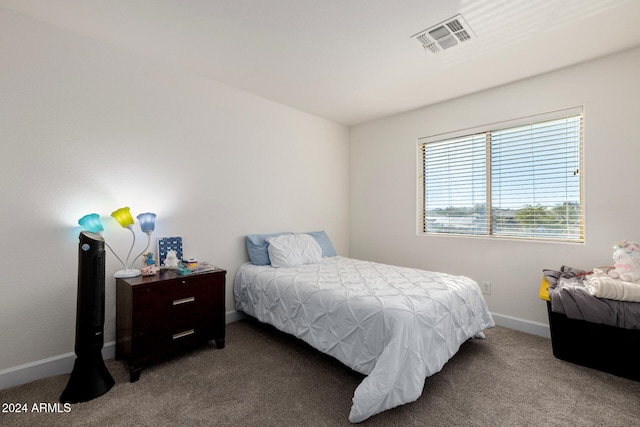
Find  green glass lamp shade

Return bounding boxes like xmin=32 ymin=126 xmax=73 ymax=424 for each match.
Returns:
xmin=78 ymin=213 xmax=104 ymax=234
xmin=111 ymin=207 xmax=134 ymax=228
xmin=137 ymin=212 xmax=156 ymax=234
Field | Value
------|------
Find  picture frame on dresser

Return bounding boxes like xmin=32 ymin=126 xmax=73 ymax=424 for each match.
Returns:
xmin=157 ymin=236 xmax=183 ymax=267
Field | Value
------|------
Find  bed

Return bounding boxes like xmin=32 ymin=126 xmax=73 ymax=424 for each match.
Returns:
xmin=234 ymin=231 xmax=495 ymax=423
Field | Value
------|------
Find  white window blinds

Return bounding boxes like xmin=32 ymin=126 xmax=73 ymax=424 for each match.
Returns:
xmin=418 ymin=107 xmax=584 ymax=242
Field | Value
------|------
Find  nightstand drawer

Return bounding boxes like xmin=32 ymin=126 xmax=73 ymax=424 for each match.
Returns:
xmin=133 ymin=316 xmax=217 ymax=361
xmin=132 ymin=279 xmax=222 ymax=322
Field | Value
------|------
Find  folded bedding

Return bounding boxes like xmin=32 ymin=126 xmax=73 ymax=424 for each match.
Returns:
xmin=544 ymin=267 xmax=640 ymax=330
xmin=584 ymin=270 xmax=640 ymax=302
xmin=234 ymin=255 xmax=494 ymax=422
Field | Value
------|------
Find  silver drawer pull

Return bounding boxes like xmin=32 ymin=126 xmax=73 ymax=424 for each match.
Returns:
xmin=173 ymin=296 xmax=195 ymax=305
xmin=172 ymin=329 xmax=195 ymax=340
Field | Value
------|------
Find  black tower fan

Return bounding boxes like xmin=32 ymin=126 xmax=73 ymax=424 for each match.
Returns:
xmin=60 ymin=231 xmax=115 ymax=403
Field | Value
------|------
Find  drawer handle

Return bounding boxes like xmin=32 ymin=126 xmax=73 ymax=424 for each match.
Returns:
xmin=173 ymin=296 xmax=195 ymax=305
xmin=173 ymin=329 xmax=195 ymax=340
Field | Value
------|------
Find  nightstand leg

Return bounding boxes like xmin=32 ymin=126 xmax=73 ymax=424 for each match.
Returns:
xmin=215 ymin=338 xmax=225 ymax=349
xmin=129 ymin=368 xmax=142 ymax=383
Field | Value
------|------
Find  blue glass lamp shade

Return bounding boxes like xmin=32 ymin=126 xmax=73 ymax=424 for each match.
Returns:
xmin=137 ymin=212 xmax=156 ymax=234
xmin=78 ymin=213 xmax=104 ymax=234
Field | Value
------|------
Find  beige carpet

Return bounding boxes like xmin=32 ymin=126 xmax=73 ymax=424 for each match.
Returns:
xmin=2 ymin=318 xmax=640 ymax=426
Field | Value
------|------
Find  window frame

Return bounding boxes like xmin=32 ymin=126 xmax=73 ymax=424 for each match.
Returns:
xmin=417 ymin=106 xmax=584 ymax=243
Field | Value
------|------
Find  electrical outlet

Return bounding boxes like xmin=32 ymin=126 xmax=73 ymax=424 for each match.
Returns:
xmin=480 ymin=281 xmax=491 ymax=295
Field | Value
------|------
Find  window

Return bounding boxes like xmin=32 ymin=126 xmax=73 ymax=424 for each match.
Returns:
xmin=418 ymin=107 xmax=584 ymax=242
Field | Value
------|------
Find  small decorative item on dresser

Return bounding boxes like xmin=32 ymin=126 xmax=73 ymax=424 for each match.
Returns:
xmin=163 ymin=249 xmax=180 ymax=269
xmin=141 ymin=252 xmax=159 ymax=276
xmin=157 ymin=237 xmax=183 ymax=266
xmin=115 ymin=268 xmax=226 ymax=382
xmin=143 ymin=252 xmax=157 ymax=266
xmin=176 ymin=260 xmax=217 ymax=276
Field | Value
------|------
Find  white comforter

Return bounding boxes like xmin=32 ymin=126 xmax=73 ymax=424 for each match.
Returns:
xmin=233 ymin=256 xmax=494 ymax=422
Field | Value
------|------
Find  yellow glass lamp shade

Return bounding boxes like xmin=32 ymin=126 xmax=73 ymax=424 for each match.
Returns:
xmin=111 ymin=207 xmax=134 ymax=228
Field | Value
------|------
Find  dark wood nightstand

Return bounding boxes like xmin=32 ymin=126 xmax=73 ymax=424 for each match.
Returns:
xmin=116 ymin=268 xmax=226 ymax=382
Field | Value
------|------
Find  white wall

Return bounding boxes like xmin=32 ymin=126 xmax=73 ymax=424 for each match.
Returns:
xmin=0 ymin=8 xmax=349 ymax=379
xmin=349 ymin=47 xmax=640 ymax=331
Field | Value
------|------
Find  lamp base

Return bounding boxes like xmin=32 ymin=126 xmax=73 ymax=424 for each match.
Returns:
xmin=114 ymin=269 xmax=141 ymax=278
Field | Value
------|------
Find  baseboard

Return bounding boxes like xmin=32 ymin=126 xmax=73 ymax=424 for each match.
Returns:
xmin=1 ymin=310 xmax=544 ymax=391
xmin=225 ymin=310 xmax=248 ymax=323
xmin=0 ymin=311 xmax=246 ymax=391
xmin=491 ymin=312 xmax=551 ymax=338
xmin=0 ymin=342 xmax=116 ymax=391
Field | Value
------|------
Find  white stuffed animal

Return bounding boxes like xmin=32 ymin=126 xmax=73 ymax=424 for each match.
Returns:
xmin=163 ymin=249 xmax=180 ymax=269
xmin=608 ymin=240 xmax=640 ymax=282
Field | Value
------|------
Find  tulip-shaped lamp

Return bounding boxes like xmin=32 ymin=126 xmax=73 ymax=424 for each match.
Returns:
xmin=78 ymin=208 xmax=157 ymax=278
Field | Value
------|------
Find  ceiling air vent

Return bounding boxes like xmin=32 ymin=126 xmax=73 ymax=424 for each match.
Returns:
xmin=411 ymin=14 xmax=475 ymax=54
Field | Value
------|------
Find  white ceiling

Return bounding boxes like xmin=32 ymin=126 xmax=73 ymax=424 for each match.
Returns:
xmin=2 ymin=0 xmax=640 ymax=126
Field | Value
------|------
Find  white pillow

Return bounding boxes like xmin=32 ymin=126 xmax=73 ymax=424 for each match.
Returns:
xmin=266 ymin=233 xmax=323 ymax=268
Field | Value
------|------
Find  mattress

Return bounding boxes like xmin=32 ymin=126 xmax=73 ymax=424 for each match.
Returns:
xmin=234 ymin=256 xmax=494 ymax=422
